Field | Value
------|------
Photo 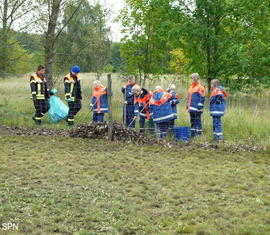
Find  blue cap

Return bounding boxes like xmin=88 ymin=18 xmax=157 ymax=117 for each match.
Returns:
xmin=71 ymin=65 xmax=80 ymax=74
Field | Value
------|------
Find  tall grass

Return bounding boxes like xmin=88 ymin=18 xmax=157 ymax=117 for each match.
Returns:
xmin=0 ymin=73 xmax=269 ymax=144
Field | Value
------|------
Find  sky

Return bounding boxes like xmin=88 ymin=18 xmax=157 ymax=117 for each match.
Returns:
xmin=99 ymin=0 xmax=125 ymax=42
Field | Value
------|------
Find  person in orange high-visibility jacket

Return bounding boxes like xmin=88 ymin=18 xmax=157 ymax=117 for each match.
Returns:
xmin=187 ymin=73 xmax=206 ymax=137
xmin=149 ymin=86 xmax=175 ymax=139
xmin=90 ymin=80 xmax=108 ymax=123
xmin=210 ymin=79 xmax=228 ymax=140
xmin=132 ymin=85 xmax=154 ymax=134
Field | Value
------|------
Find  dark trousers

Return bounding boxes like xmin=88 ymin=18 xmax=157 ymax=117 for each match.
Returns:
xmin=93 ymin=113 xmax=105 ymax=123
xmin=123 ymin=105 xmax=135 ymax=128
xmin=139 ymin=116 xmax=155 ymax=134
xmin=33 ymin=99 xmax=50 ymax=120
xmin=169 ymin=119 xmax=175 ymax=130
xmin=190 ymin=112 xmax=202 ymax=137
xmin=67 ymin=100 xmax=82 ymax=124
xmin=213 ymin=116 xmax=223 ymax=140
xmin=156 ymin=122 xmax=169 ymax=139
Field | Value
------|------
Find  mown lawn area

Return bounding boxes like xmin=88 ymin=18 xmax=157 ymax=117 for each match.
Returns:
xmin=0 ymin=135 xmax=269 ymax=235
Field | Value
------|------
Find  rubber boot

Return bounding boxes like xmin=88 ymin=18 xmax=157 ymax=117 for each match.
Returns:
xmin=32 ymin=116 xmax=41 ymax=125
xmin=68 ymin=121 xmax=74 ymax=126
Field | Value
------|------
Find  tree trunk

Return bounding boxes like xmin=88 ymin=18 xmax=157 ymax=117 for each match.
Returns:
xmin=44 ymin=45 xmax=54 ymax=88
xmin=44 ymin=0 xmax=61 ymax=88
xmin=142 ymin=73 xmax=147 ymax=88
xmin=0 ymin=0 xmax=9 ymax=76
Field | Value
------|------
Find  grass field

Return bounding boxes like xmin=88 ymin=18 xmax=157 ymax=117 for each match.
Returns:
xmin=0 ymin=135 xmax=269 ymax=235
xmin=0 ymin=73 xmax=269 ymax=145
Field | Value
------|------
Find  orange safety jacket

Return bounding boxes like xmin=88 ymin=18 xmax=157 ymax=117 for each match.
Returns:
xmin=92 ymin=86 xmax=108 ymax=113
xmin=187 ymin=82 xmax=206 ymax=112
xmin=134 ymin=92 xmax=152 ymax=120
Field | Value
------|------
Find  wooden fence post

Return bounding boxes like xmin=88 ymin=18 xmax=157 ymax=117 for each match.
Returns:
xmin=107 ymin=73 xmax=113 ymax=141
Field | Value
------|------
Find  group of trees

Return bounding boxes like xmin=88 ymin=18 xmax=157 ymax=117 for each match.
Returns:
xmin=119 ymin=0 xmax=270 ymax=90
xmin=0 ymin=0 xmax=112 ymax=87
xmin=0 ymin=0 xmax=269 ymax=91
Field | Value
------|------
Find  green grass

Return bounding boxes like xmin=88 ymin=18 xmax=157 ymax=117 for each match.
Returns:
xmin=0 ymin=73 xmax=269 ymax=145
xmin=0 ymin=135 xmax=269 ymax=234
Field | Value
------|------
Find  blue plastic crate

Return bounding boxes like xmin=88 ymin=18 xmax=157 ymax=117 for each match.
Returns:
xmin=173 ymin=127 xmax=191 ymax=142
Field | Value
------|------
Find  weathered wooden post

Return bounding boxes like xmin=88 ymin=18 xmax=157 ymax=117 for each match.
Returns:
xmin=107 ymin=74 xmax=113 ymax=141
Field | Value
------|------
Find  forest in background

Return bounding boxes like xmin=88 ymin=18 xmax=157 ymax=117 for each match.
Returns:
xmin=0 ymin=0 xmax=270 ymax=92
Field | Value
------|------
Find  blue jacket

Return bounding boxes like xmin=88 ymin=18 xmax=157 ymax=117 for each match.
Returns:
xmin=187 ymin=83 xmax=206 ymax=112
xmin=91 ymin=86 xmax=108 ymax=113
xmin=210 ymin=86 xmax=227 ymax=117
xmin=121 ymin=83 xmax=136 ymax=105
xmin=167 ymin=89 xmax=180 ymax=119
xmin=149 ymin=90 xmax=175 ymax=123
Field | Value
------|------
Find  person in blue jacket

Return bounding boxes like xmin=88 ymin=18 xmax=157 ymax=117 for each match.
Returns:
xmin=210 ymin=79 xmax=228 ymax=140
xmin=132 ymin=85 xmax=154 ymax=134
xmin=90 ymin=80 xmax=108 ymax=123
xmin=149 ymin=86 xmax=175 ymax=139
xmin=187 ymin=73 xmax=206 ymax=137
xmin=122 ymin=76 xmax=136 ymax=128
xmin=167 ymin=84 xmax=180 ymax=131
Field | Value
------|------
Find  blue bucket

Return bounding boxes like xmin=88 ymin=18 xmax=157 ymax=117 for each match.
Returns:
xmin=173 ymin=127 xmax=191 ymax=142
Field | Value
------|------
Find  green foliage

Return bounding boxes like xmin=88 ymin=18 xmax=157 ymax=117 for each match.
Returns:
xmin=0 ymin=37 xmax=33 ymax=75
xmin=119 ymin=0 xmax=270 ymax=91
xmin=110 ymin=42 xmax=123 ymax=72
xmin=55 ymin=0 xmax=111 ymax=77
xmin=169 ymin=48 xmax=190 ymax=76
xmin=119 ymin=0 xmax=174 ymax=84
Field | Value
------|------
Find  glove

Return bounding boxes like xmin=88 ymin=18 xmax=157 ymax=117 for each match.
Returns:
xmin=50 ymin=89 xmax=58 ymax=95
xmin=32 ymin=94 xmax=37 ymax=100
xmin=65 ymin=95 xmax=72 ymax=102
xmin=90 ymin=104 xmax=94 ymax=111
xmin=66 ymin=98 xmax=73 ymax=102
xmin=198 ymin=103 xmax=204 ymax=110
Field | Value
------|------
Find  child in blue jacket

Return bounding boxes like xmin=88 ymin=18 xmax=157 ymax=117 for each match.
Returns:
xmin=210 ymin=79 xmax=227 ymax=140
xmin=122 ymin=76 xmax=136 ymax=128
xmin=149 ymin=86 xmax=175 ymax=139
xmin=90 ymin=80 xmax=108 ymax=123
xmin=132 ymin=85 xmax=154 ymax=134
xmin=187 ymin=73 xmax=206 ymax=137
xmin=167 ymin=84 xmax=180 ymax=130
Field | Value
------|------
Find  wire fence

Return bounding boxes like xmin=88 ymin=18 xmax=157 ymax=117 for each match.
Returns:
xmin=0 ymin=72 xmax=269 ymax=141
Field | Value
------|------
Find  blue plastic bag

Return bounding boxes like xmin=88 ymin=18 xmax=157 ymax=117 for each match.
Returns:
xmin=49 ymin=96 xmax=69 ymax=123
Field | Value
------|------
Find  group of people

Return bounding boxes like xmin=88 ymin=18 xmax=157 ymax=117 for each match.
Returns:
xmin=30 ymin=65 xmax=227 ymax=140
xmin=121 ymin=74 xmax=227 ymax=140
